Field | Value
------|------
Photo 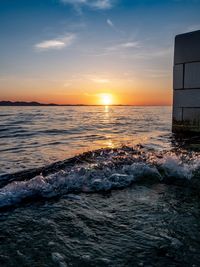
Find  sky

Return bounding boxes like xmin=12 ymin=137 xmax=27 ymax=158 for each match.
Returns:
xmin=0 ymin=0 xmax=200 ymax=105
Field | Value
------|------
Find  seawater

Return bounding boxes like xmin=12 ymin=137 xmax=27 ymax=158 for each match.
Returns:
xmin=0 ymin=106 xmax=200 ymax=267
xmin=0 ymin=106 xmax=171 ymax=175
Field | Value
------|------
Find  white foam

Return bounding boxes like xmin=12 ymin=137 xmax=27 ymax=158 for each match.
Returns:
xmin=158 ymin=156 xmax=199 ymax=180
xmin=0 ymin=149 xmax=200 ymax=208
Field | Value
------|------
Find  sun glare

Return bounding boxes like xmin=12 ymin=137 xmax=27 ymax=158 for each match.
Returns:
xmin=101 ymin=94 xmax=112 ymax=105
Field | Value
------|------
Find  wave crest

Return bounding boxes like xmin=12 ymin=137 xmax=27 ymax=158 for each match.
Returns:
xmin=0 ymin=146 xmax=200 ymax=209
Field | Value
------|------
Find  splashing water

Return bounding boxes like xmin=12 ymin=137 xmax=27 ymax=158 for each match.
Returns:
xmin=0 ymin=146 xmax=200 ymax=209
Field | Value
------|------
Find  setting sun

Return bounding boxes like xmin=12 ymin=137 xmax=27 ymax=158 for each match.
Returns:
xmin=100 ymin=94 xmax=112 ymax=105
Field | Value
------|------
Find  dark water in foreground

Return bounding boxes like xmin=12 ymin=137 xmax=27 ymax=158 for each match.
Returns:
xmin=1 ymin=183 xmax=200 ymax=267
xmin=0 ymin=106 xmax=200 ymax=267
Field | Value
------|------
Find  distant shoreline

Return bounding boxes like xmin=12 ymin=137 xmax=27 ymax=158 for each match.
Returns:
xmin=0 ymin=101 xmax=171 ymax=107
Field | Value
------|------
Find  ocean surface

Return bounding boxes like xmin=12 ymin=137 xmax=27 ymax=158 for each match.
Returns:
xmin=0 ymin=106 xmax=200 ymax=267
xmin=0 ymin=106 xmax=171 ymax=176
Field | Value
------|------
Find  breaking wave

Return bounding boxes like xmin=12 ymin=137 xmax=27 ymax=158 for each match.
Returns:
xmin=0 ymin=146 xmax=200 ymax=209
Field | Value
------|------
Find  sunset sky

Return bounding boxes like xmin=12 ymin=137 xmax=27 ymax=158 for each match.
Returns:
xmin=0 ymin=0 xmax=200 ymax=105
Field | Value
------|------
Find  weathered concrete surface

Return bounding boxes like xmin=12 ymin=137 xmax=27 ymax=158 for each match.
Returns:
xmin=174 ymin=30 xmax=200 ymax=64
xmin=173 ymin=64 xmax=183 ymax=89
xmin=172 ymin=30 xmax=200 ymax=133
xmin=173 ymin=90 xmax=200 ymax=108
xmin=185 ymin=62 xmax=200 ymax=88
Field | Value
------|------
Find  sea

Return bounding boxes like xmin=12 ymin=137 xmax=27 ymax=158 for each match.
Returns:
xmin=0 ymin=106 xmax=200 ymax=267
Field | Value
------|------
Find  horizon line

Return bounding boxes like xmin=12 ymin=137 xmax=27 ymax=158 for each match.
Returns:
xmin=0 ymin=100 xmax=172 ymax=107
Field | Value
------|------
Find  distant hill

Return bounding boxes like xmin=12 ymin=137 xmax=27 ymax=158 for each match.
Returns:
xmin=0 ymin=101 xmax=59 ymax=106
xmin=0 ymin=101 xmax=125 ymax=106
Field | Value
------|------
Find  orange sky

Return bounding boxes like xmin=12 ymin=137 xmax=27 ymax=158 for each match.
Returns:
xmin=0 ymin=74 xmax=172 ymax=105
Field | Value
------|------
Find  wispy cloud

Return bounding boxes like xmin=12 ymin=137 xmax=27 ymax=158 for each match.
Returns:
xmin=107 ymin=41 xmax=141 ymax=51
xmin=120 ymin=42 xmax=140 ymax=48
xmin=120 ymin=46 xmax=173 ymax=61
xmin=83 ymin=74 xmax=111 ymax=83
xmin=107 ymin=18 xmax=114 ymax=28
xmin=34 ymin=34 xmax=76 ymax=51
xmin=85 ymin=41 xmax=140 ymax=57
xmin=60 ymin=0 xmax=113 ymax=10
xmin=92 ymin=78 xmax=110 ymax=83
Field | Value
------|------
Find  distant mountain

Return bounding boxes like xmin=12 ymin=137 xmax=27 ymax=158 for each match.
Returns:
xmin=0 ymin=101 xmax=58 ymax=106
xmin=0 ymin=101 xmax=95 ymax=106
xmin=0 ymin=101 xmax=126 ymax=106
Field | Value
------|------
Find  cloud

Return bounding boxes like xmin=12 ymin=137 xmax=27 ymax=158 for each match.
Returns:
xmin=107 ymin=41 xmax=141 ymax=51
xmin=107 ymin=18 xmax=114 ymax=28
xmin=121 ymin=46 xmax=173 ymax=61
xmin=35 ymin=40 xmax=65 ymax=50
xmin=120 ymin=42 xmax=140 ymax=48
xmin=60 ymin=0 xmax=113 ymax=10
xmin=35 ymin=34 xmax=76 ymax=51
xmin=92 ymin=78 xmax=110 ymax=83
xmin=83 ymin=74 xmax=110 ymax=83
xmin=90 ymin=42 xmax=141 ymax=57
xmin=92 ymin=0 xmax=113 ymax=9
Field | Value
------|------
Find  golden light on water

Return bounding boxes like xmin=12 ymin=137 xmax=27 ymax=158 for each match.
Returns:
xmin=100 ymin=94 xmax=113 ymax=105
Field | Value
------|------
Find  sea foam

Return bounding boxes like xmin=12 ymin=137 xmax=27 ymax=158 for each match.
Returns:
xmin=0 ymin=146 xmax=200 ymax=209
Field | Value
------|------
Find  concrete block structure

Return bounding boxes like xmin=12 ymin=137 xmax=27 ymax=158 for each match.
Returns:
xmin=172 ymin=30 xmax=200 ymax=133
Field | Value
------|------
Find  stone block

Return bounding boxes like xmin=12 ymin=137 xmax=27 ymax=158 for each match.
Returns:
xmin=173 ymin=89 xmax=200 ymax=108
xmin=173 ymin=64 xmax=184 ymax=89
xmin=183 ymin=108 xmax=200 ymax=123
xmin=174 ymin=30 xmax=200 ymax=64
xmin=185 ymin=62 xmax=200 ymax=89
xmin=172 ymin=107 xmax=183 ymax=121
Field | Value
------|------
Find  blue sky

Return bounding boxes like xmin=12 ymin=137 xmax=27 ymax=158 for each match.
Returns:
xmin=0 ymin=0 xmax=200 ymax=104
